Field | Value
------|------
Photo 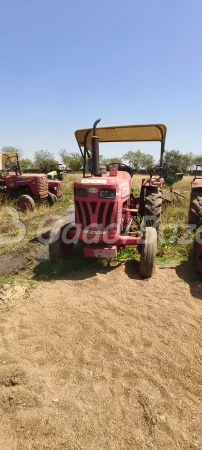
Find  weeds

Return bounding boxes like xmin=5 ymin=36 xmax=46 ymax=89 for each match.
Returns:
xmin=157 ymin=179 xmax=193 ymax=262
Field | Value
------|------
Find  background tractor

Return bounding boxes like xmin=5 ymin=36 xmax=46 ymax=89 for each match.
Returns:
xmin=46 ymin=164 xmax=67 ymax=198
xmin=188 ymin=164 xmax=202 ymax=276
xmin=0 ymin=152 xmax=61 ymax=211
xmin=47 ymin=164 xmax=68 ymax=181
xmin=49 ymin=119 xmax=167 ymax=278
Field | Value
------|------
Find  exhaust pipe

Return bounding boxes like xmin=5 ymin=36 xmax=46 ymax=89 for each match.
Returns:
xmin=91 ymin=118 xmax=101 ymax=176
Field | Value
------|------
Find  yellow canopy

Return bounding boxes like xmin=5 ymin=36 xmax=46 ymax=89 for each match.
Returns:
xmin=75 ymin=124 xmax=167 ymax=151
xmin=0 ymin=152 xmax=18 ymax=170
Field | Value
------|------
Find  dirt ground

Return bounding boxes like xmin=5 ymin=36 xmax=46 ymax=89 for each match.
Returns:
xmin=0 ymin=261 xmax=202 ymax=450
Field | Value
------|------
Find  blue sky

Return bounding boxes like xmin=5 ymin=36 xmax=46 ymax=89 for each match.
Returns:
xmin=0 ymin=0 xmax=201 ymax=162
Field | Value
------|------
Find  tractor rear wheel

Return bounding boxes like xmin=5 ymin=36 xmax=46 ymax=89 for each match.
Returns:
xmin=188 ymin=189 xmax=202 ymax=227
xmin=144 ymin=189 xmax=162 ymax=228
xmin=193 ymin=231 xmax=202 ymax=276
xmin=139 ymin=227 xmax=157 ymax=278
xmin=17 ymin=194 xmax=35 ymax=212
xmin=48 ymin=192 xmax=57 ymax=205
xmin=49 ymin=220 xmax=73 ymax=261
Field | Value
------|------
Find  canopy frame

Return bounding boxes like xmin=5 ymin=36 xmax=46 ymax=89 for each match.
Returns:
xmin=75 ymin=123 xmax=167 ymax=178
xmin=0 ymin=152 xmax=22 ymax=174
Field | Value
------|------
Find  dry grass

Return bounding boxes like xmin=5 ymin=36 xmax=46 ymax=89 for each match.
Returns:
xmin=157 ymin=176 xmax=193 ymax=263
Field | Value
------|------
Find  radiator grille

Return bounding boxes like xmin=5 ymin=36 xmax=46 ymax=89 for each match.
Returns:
xmin=38 ymin=178 xmax=48 ymax=198
xmin=98 ymin=202 xmax=106 ymax=226
xmin=82 ymin=201 xmax=90 ymax=226
xmin=75 ymin=200 xmax=117 ymax=231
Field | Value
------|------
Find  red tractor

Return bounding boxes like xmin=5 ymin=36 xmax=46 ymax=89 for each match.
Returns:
xmin=188 ymin=164 xmax=202 ymax=276
xmin=47 ymin=179 xmax=62 ymax=199
xmin=49 ymin=119 xmax=167 ymax=278
xmin=0 ymin=152 xmax=61 ymax=211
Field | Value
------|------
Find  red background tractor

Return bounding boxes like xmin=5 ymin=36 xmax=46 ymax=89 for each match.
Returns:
xmin=0 ymin=152 xmax=61 ymax=211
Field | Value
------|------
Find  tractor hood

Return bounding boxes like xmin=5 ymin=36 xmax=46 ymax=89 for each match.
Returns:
xmin=0 ymin=152 xmax=18 ymax=170
xmin=75 ymin=124 xmax=167 ymax=151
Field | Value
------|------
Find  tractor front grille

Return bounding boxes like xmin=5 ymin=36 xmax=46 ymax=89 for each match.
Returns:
xmin=38 ymin=178 xmax=49 ymax=198
xmin=75 ymin=200 xmax=118 ymax=231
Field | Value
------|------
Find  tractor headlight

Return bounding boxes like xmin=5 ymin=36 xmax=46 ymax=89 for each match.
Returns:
xmin=99 ymin=189 xmax=116 ymax=198
xmin=74 ymin=188 xmax=88 ymax=197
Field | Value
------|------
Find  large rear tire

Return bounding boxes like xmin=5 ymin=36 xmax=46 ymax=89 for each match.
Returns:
xmin=139 ymin=227 xmax=157 ymax=278
xmin=144 ymin=189 xmax=162 ymax=228
xmin=49 ymin=220 xmax=73 ymax=261
xmin=188 ymin=189 xmax=202 ymax=227
xmin=17 ymin=194 xmax=35 ymax=212
xmin=193 ymin=231 xmax=202 ymax=276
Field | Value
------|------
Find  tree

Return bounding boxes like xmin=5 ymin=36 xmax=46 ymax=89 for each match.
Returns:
xmin=34 ymin=150 xmax=58 ymax=172
xmin=1 ymin=146 xmax=23 ymax=159
xmin=193 ymin=155 xmax=202 ymax=166
xmin=182 ymin=152 xmax=196 ymax=171
xmin=68 ymin=153 xmax=83 ymax=171
xmin=122 ymin=150 xmax=155 ymax=172
xmin=59 ymin=150 xmax=83 ymax=171
xmin=141 ymin=153 xmax=155 ymax=170
xmin=20 ymin=158 xmax=35 ymax=171
xmin=122 ymin=150 xmax=143 ymax=171
xmin=101 ymin=157 xmax=122 ymax=167
xmin=59 ymin=149 xmax=70 ymax=167
xmin=163 ymin=150 xmax=196 ymax=172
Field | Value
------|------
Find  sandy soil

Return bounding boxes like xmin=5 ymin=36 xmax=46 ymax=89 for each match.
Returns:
xmin=0 ymin=263 xmax=202 ymax=450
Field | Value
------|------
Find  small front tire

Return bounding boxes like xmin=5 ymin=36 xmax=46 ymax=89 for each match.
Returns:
xmin=139 ymin=227 xmax=157 ymax=278
xmin=49 ymin=220 xmax=74 ymax=261
xmin=48 ymin=192 xmax=57 ymax=206
xmin=17 ymin=195 xmax=35 ymax=212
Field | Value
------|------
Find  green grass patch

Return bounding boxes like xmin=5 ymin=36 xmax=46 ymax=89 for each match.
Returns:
xmin=0 ymin=274 xmax=37 ymax=286
xmin=117 ymin=245 xmax=138 ymax=260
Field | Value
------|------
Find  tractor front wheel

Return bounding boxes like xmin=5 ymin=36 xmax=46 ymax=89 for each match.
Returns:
xmin=17 ymin=195 xmax=35 ymax=212
xmin=139 ymin=227 xmax=157 ymax=278
xmin=48 ymin=192 xmax=57 ymax=206
xmin=49 ymin=220 xmax=73 ymax=261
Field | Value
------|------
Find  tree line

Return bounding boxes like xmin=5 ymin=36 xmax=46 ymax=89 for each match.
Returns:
xmin=1 ymin=146 xmax=202 ymax=173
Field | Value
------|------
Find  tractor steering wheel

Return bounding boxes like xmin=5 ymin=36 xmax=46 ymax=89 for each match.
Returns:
xmin=106 ymin=162 xmax=129 ymax=171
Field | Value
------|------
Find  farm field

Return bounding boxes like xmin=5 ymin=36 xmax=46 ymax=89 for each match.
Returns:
xmin=0 ymin=173 xmax=202 ymax=449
